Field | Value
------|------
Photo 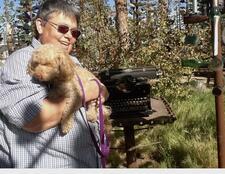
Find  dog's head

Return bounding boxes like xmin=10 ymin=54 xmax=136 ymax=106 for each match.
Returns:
xmin=27 ymin=44 xmax=76 ymax=82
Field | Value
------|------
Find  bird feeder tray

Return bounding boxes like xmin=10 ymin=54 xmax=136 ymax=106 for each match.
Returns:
xmin=183 ymin=14 xmax=209 ymax=24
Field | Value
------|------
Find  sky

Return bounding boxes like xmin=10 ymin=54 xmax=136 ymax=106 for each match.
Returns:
xmin=0 ymin=0 xmax=3 ymax=14
xmin=108 ymin=0 xmax=115 ymax=6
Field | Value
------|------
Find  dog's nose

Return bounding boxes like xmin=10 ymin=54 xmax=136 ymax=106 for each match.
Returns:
xmin=35 ymin=73 xmax=43 ymax=80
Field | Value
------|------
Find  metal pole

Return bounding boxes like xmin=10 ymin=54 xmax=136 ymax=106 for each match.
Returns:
xmin=193 ymin=0 xmax=198 ymax=13
xmin=211 ymin=0 xmax=225 ymax=167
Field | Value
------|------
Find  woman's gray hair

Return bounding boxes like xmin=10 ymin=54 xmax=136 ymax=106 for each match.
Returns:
xmin=34 ymin=0 xmax=80 ymax=38
xmin=37 ymin=0 xmax=80 ymax=21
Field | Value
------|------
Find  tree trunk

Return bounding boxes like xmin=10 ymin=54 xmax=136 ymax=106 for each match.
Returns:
xmin=4 ymin=0 xmax=14 ymax=54
xmin=115 ymin=0 xmax=129 ymax=53
xmin=79 ymin=0 xmax=84 ymax=12
xmin=6 ymin=22 xmax=14 ymax=54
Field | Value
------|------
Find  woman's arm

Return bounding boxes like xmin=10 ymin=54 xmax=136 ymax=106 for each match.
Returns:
xmin=22 ymin=80 xmax=106 ymax=133
xmin=22 ymin=97 xmax=66 ymax=132
xmin=0 ymin=50 xmax=108 ymax=133
xmin=0 ymin=49 xmax=60 ymax=132
xmin=81 ymin=80 xmax=109 ymax=103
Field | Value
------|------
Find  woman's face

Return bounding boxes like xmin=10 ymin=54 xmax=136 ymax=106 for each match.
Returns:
xmin=36 ymin=12 xmax=79 ymax=53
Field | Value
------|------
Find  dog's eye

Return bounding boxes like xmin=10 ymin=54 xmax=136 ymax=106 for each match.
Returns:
xmin=42 ymin=63 xmax=51 ymax=66
xmin=31 ymin=62 xmax=39 ymax=67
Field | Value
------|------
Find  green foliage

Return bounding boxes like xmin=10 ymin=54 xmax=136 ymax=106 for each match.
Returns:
xmin=76 ymin=0 xmax=119 ymax=70
xmin=126 ymin=2 xmax=212 ymax=101
xmin=0 ymin=0 xmax=16 ymax=33
xmin=1 ymin=0 xmax=212 ymax=102
xmin=77 ymin=0 xmax=212 ymax=100
xmin=15 ymin=0 xmax=41 ymax=48
xmin=3 ymin=0 xmax=16 ymax=22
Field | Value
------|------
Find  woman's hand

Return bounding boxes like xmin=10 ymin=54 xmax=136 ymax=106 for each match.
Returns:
xmin=83 ymin=80 xmax=109 ymax=103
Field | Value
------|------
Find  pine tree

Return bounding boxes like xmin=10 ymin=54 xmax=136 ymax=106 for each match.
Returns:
xmin=76 ymin=0 xmax=118 ymax=70
xmin=3 ymin=0 xmax=16 ymax=54
xmin=15 ymin=0 xmax=41 ymax=48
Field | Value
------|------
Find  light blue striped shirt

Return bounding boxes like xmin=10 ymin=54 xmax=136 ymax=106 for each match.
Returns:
xmin=0 ymin=38 xmax=100 ymax=168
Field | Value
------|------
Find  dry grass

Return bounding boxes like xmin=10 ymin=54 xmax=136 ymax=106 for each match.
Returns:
xmin=107 ymin=89 xmax=218 ymax=168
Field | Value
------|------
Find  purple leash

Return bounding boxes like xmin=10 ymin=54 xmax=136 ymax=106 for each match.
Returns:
xmin=91 ymin=78 xmax=110 ymax=167
xmin=76 ymin=75 xmax=110 ymax=168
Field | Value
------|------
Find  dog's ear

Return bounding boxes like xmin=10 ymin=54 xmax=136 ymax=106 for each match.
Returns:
xmin=57 ymin=51 xmax=76 ymax=80
xmin=27 ymin=52 xmax=37 ymax=76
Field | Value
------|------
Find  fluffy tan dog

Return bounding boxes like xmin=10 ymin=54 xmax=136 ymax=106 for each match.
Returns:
xmin=27 ymin=44 xmax=112 ymax=135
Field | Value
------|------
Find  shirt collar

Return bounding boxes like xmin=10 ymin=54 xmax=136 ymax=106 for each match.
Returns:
xmin=31 ymin=37 xmax=41 ymax=49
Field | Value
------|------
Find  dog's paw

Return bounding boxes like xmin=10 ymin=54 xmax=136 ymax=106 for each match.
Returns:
xmin=86 ymin=112 xmax=98 ymax=122
xmin=60 ymin=115 xmax=74 ymax=134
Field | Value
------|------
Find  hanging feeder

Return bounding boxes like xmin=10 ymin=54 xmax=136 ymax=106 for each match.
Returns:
xmin=183 ymin=0 xmax=209 ymax=24
xmin=184 ymin=34 xmax=199 ymax=45
xmin=181 ymin=58 xmax=209 ymax=68
xmin=183 ymin=14 xmax=209 ymax=24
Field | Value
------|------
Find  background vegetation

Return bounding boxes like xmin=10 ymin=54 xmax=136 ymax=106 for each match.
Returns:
xmin=108 ymin=88 xmax=217 ymax=168
xmin=0 ymin=0 xmax=223 ymax=168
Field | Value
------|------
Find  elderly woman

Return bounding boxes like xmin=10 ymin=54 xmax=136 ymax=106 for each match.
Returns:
xmin=0 ymin=0 xmax=106 ymax=168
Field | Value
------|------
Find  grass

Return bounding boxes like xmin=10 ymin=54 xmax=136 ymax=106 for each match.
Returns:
xmin=107 ymin=88 xmax=218 ymax=168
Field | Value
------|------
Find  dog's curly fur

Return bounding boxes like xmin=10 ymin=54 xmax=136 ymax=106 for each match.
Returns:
xmin=27 ymin=44 xmax=112 ymax=135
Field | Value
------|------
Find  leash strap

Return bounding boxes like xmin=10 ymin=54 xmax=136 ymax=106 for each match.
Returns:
xmin=79 ymin=109 xmax=104 ymax=157
xmin=90 ymin=79 xmax=110 ymax=168
xmin=77 ymin=75 xmax=86 ymax=108
xmin=76 ymin=75 xmax=109 ymax=168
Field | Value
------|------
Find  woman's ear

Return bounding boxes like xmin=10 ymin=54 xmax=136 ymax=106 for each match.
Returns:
xmin=35 ymin=18 xmax=44 ymax=35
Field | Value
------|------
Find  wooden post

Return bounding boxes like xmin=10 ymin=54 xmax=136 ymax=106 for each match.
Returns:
xmin=123 ymin=124 xmax=136 ymax=167
xmin=211 ymin=0 xmax=225 ymax=167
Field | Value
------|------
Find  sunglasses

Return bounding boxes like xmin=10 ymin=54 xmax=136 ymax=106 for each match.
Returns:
xmin=46 ymin=20 xmax=81 ymax=39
